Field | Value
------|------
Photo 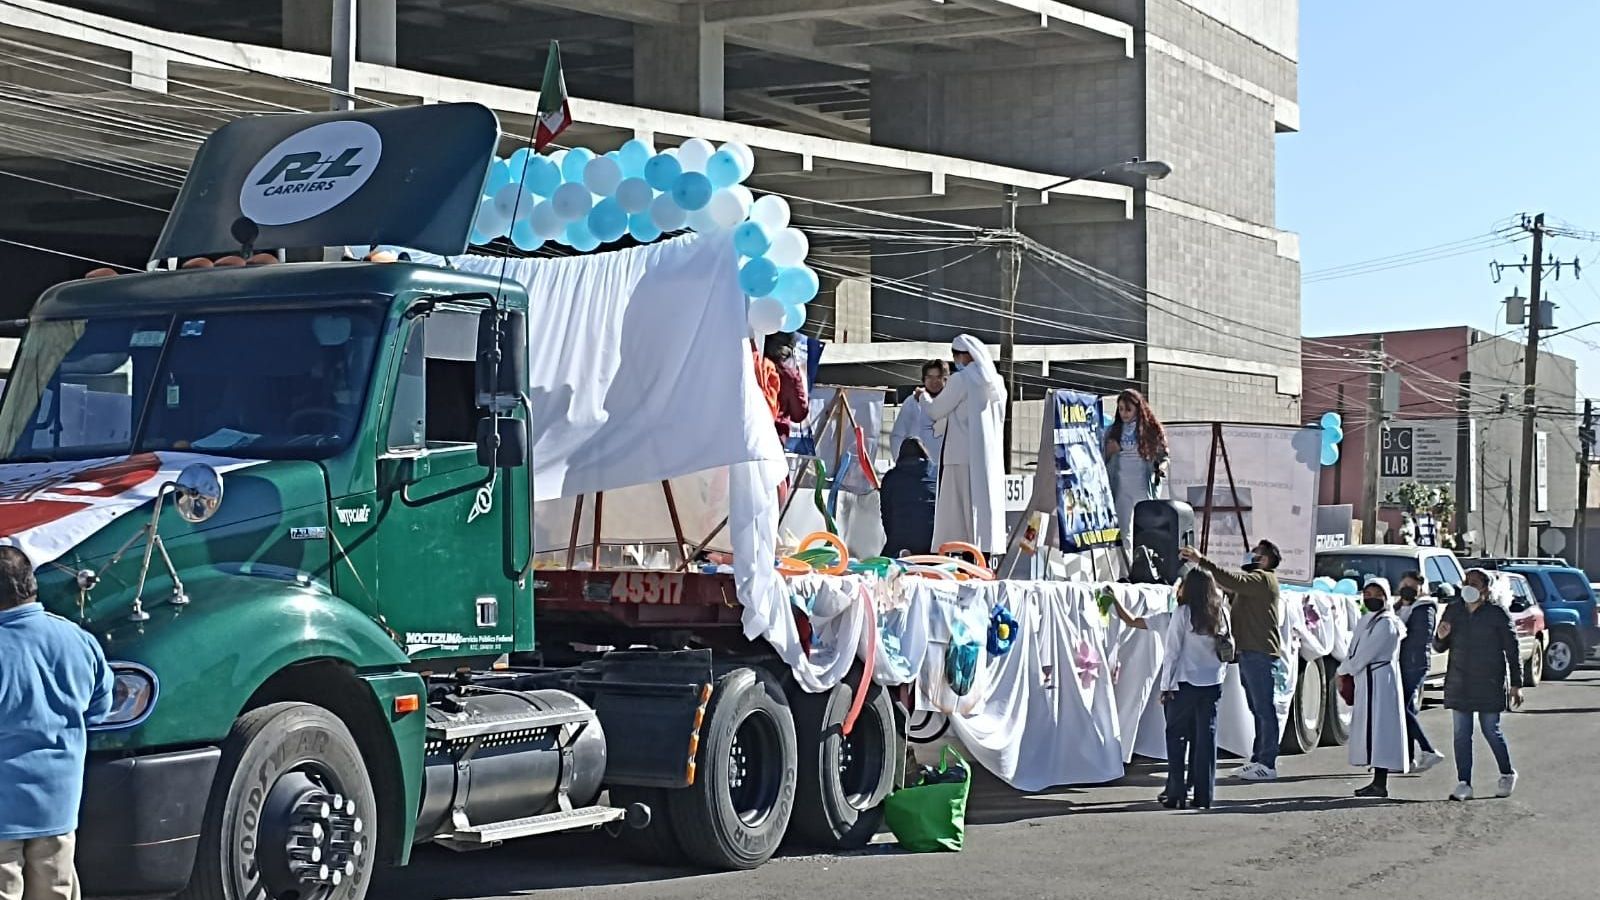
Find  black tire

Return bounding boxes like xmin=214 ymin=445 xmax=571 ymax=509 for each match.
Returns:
xmin=1319 ymin=657 xmax=1351 ymax=747
xmin=1545 ymin=629 xmax=1580 ymax=681
xmin=608 ymin=786 xmax=686 ymax=865
xmin=1523 ymin=638 xmax=1544 ymax=687
xmin=668 ymin=668 xmax=798 ymax=870
xmin=182 ymin=702 xmax=376 ymax=900
xmin=1280 ymin=656 xmax=1324 ymax=754
xmin=788 ymin=675 xmax=899 ymax=850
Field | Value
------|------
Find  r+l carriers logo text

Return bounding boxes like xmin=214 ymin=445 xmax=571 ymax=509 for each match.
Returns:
xmin=239 ymin=120 xmax=382 ymax=226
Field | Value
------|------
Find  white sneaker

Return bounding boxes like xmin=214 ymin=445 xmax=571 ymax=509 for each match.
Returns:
xmin=1496 ymin=772 xmax=1518 ymax=798
xmin=1233 ymin=763 xmax=1262 ymax=779
xmin=1450 ymin=782 xmax=1473 ymax=801
xmin=1413 ymin=751 xmax=1446 ymax=774
xmin=1239 ymin=765 xmax=1278 ymax=782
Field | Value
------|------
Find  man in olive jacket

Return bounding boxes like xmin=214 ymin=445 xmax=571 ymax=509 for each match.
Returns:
xmin=1181 ymin=540 xmax=1285 ymax=781
xmin=1434 ymin=568 xmax=1523 ymax=802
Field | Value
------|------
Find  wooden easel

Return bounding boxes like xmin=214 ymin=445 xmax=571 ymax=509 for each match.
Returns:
xmin=1198 ymin=422 xmax=1251 ymax=554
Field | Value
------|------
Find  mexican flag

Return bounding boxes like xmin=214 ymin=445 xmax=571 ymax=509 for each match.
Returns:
xmin=534 ymin=41 xmax=571 ymax=150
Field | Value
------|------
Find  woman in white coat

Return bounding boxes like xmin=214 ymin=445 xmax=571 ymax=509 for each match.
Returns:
xmin=1339 ymin=576 xmax=1410 ymax=798
xmin=915 ymin=334 xmax=1007 ymax=554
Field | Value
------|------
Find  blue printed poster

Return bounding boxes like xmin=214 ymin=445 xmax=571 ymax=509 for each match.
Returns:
xmin=1052 ymin=389 xmax=1120 ymax=551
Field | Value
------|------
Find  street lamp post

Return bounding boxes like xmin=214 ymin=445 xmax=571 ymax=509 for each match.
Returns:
xmin=998 ymin=158 xmax=1171 ymax=469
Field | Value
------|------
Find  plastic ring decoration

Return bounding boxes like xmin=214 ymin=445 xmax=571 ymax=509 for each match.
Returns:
xmin=904 ymin=564 xmax=957 ymax=581
xmin=777 ymin=557 xmax=813 ymax=577
xmin=937 ymin=542 xmax=987 ymax=569
xmin=797 ymin=532 xmax=850 ymax=576
xmin=900 ymin=555 xmax=994 ymax=582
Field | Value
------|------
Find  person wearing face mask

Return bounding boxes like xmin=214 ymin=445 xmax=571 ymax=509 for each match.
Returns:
xmin=1435 ymin=568 xmax=1523 ymax=801
xmin=1394 ymin=572 xmax=1445 ymax=773
xmin=1338 ymin=577 xmax=1410 ymax=798
xmin=1179 ymin=540 xmax=1284 ymax=781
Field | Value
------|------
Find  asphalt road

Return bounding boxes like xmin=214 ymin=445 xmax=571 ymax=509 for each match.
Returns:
xmin=375 ymin=668 xmax=1600 ymax=900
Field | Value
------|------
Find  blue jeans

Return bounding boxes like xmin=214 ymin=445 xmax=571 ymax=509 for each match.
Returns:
xmin=1165 ymin=682 xmax=1221 ymax=806
xmin=1402 ymin=667 xmax=1434 ymax=755
xmin=1238 ymin=651 xmax=1283 ymax=770
xmin=1453 ymin=711 xmax=1513 ymax=784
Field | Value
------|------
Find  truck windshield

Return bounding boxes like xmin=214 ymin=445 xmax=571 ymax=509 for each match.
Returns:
xmin=0 ymin=307 xmax=383 ymax=461
xmin=1314 ymin=554 xmax=1423 ymax=589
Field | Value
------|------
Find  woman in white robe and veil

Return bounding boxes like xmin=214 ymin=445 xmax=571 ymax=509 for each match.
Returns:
xmin=915 ymin=334 xmax=1007 ymax=554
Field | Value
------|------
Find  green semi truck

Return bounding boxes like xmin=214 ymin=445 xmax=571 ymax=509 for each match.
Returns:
xmin=1 ymin=103 xmax=902 ymax=899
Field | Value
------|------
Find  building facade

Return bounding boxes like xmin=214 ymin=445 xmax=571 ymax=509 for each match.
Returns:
xmin=1304 ymin=326 xmax=1580 ymax=557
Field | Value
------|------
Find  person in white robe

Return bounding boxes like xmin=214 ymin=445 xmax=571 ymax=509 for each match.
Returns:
xmin=915 ymin=334 xmax=1006 ymax=554
xmin=1339 ymin=576 xmax=1410 ymax=798
xmin=889 ymin=359 xmax=949 ymax=479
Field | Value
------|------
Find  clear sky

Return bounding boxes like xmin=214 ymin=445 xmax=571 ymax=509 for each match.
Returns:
xmin=1278 ymin=1 xmax=1600 ymax=399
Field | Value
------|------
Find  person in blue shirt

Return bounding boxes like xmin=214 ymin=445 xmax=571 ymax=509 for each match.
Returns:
xmin=0 ymin=545 xmax=113 ymax=900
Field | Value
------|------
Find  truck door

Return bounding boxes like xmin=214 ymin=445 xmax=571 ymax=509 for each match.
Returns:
xmin=369 ymin=310 xmax=519 ymax=662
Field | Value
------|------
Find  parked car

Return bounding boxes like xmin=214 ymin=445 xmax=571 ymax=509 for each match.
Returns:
xmin=1459 ymin=557 xmax=1600 ymax=680
xmin=1504 ymin=572 xmax=1547 ymax=686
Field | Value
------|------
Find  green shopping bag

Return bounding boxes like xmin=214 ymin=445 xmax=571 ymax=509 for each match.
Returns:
xmin=882 ymin=747 xmax=971 ymax=852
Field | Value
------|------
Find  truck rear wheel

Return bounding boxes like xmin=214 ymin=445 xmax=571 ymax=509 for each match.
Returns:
xmin=1280 ymin=657 xmax=1324 ymax=754
xmin=669 ymin=668 xmax=797 ymax=870
xmin=182 ymin=702 xmax=376 ymax=900
xmin=789 ymin=674 xmax=898 ymax=850
xmin=1319 ymin=657 xmax=1351 ymax=747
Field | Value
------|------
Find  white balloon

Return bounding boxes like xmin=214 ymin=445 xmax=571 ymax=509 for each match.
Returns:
xmin=747 ymin=296 xmax=786 ymax=336
xmin=615 ymin=177 xmax=654 ymax=214
xmin=492 ymin=183 xmax=523 ymax=219
xmin=727 ymin=185 xmax=754 ymax=216
xmin=749 ymin=194 xmax=790 ymax=232
xmin=474 ymin=197 xmax=511 ymax=239
xmin=707 ymin=188 xmax=751 ymax=229
xmin=551 ymin=182 xmax=593 ymax=221
xmin=685 ymin=205 xmax=720 ymax=233
xmin=677 ymin=138 xmax=714 ymax=173
xmin=766 ymin=227 xmax=809 ymax=267
xmin=650 ymin=193 xmax=687 ymax=232
xmin=583 ymin=155 xmax=623 ymax=196
xmin=530 ymin=201 xmax=564 ymax=240
xmin=720 ymin=142 xmax=755 ymax=180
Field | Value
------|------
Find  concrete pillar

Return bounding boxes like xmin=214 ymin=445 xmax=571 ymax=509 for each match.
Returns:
xmin=282 ymin=0 xmax=396 ymax=65
xmin=633 ymin=22 xmax=724 ymax=118
xmin=833 ymin=276 xmax=872 ymax=343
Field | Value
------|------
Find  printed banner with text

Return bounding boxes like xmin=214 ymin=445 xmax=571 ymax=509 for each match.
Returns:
xmin=1051 ymin=389 xmax=1120 ymax=551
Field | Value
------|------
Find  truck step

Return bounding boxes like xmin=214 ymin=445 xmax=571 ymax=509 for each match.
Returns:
xmin=444 ymin=805 xmax=627 ymax=844
xmin=426 ymin=706 xmax=593 ymax=743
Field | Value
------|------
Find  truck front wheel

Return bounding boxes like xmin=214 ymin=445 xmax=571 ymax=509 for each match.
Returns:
xmin=182 ymin=702 xmax=376 ymax=900
xmin=669 ymin=668 xmax=797 ymax=870
xmin=1545 ymin=629 xmax=1580 ymax=681
xmin=789 ymin=674 xmax=898 ymax=850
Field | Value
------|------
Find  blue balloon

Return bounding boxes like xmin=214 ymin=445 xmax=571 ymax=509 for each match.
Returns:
xmin=510 ymin=219 xmax=543 ymax=252
xmin=506 ymin=147 xmax=533 ymax=179
xmin=484 ymin=159 xmax=513 ymax=195
xmin=1325 ymin=423 xmax=1344 ymax=444
xmin=1320 ymin=442 xmax=1340 ymax=467
xmin=705 ymin=149 xmax=743 ymax=189
xmin=779 ymin=302 xmax=806 ymax=334
xmin=469 ymin=226 xmax=491 ymax=246
xmin=618 ymin=139 xmax=653 ymax=177
xmin=628 ymin=212 xmax=663 ymax=244
xmin=523 ymin=156 xmax=561 ymax=197
xmin=644 ymin=153 xmax=683 ymax=192
xmin=1319 ymin=411 xmax=1342 ymax=432
xmin=565 ymin=220 xmax=600 ymax=253
xmin=588 ymin=198 xmax=628 ymax=243
xmin=732 ymin=221 xmax=771 ymax=258
xmin=739 ymin=257 xmax=779 ymax=297
xmin=1333 ymin=578 xmax=1359 ymax=596
xmin=672 ymin=172 xmax=714 ymax=211
xmin=561 ymin=147 xmax=594 ymax=182
xmin=771 ymin=265 xmax=820 ymax=305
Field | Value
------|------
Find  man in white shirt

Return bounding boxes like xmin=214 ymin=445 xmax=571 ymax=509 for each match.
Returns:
xmin=889 ymin=359 xmax=949 ymax=477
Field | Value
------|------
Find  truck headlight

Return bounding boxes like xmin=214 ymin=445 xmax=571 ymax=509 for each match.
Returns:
xmin=93 ymin=662 xmax=158 ymax=730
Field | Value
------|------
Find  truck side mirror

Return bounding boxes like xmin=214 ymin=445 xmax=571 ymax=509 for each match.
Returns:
xmin=477 ymin=415 xmax=527 ymax=469
xmin=476 ymin=308 xmax=527 ymax=410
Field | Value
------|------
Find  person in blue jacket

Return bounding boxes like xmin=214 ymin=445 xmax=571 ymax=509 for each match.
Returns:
xmin=879 ymin=437 xmax=938 ymax=557
xmin=1396 ymin=571 xmax=1446 ymax=773
xmin=0 ymin=545 xmax=114 ymax=900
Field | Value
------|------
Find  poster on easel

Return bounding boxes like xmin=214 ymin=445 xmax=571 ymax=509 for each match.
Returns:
xmin=1051 ymin=389 xmax=1120 ymax=551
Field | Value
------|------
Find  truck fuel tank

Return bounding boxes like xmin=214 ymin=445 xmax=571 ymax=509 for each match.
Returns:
xmin=416 ymin=688 xmax=607 ymax=843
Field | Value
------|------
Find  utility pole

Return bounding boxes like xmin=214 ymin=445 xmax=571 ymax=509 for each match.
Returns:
xmin=1579 ymin=399 xmax=1595 ymax=568
xmin=1362 ymin=334 xmax=1385 ymax=543
xmin=331 ymin=0 xmax=356 ymax=111
xmin=999 ymin=186 xmax=1020 ymax=470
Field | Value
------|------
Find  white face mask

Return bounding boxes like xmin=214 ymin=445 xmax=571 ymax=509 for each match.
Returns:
xmin=1461 ymin=585 xmax=1482 ymax=604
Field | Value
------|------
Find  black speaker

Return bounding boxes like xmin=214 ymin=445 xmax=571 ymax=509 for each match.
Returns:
xmin=1131 ymin=500 xmax=1194 ymax=585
